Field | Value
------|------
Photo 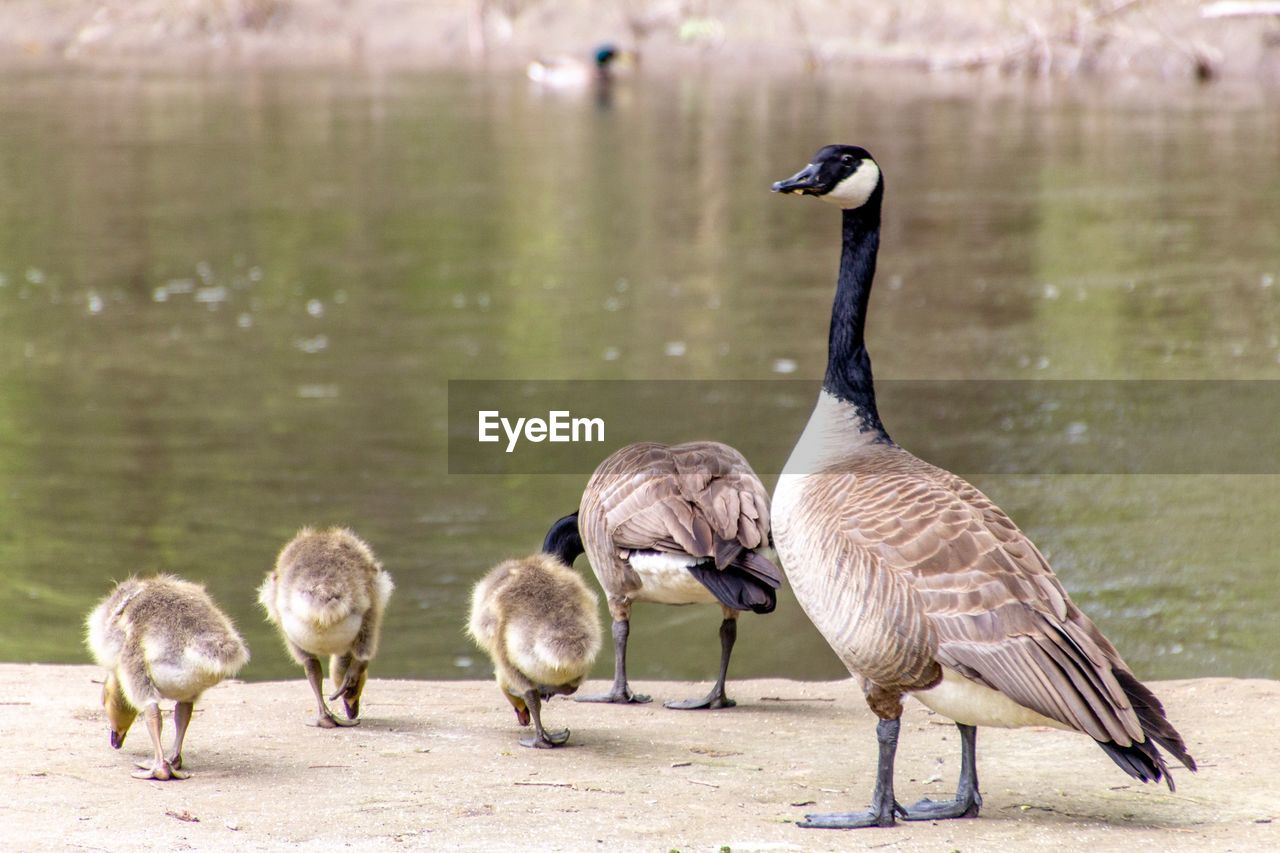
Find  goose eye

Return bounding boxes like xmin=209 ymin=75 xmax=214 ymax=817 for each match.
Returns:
xmin=841 ymin=154 xmax=854 ymax=164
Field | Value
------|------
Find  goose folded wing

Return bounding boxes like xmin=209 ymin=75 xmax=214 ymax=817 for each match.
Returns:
xmin=603 ymin=468 xmax=715 ymax=558
xmin=672 ymin=442 xmax=772 ymax=556
xmin=845 ymin=466 xmax=1145 ymax=746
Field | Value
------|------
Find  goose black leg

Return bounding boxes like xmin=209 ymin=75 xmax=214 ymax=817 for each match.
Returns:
xmin=575 ymin=618 xmax=651 ymax=704
xmin=666 ymin=616 xmax=737 ymax=710
xmin=799 ymin=718 xmax=907 ymax=829
xmin=903 ymin=723 xmax=982 ymax=820
xmin=519 ymin=689 xmax=571 ymax=749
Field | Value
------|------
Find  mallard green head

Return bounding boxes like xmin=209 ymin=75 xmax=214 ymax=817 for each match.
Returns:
xmin=594 ymin=44 xmax=620 ymax=68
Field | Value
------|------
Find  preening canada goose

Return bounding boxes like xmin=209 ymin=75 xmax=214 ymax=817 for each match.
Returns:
xmin=85 ymin=575 xmax=249 ymax=780
xmin=770 ymin=145 xmax=1196 ymax=828
xmin=467 ymin=516 xmax=602 ymax=748
xmin=258 ymin=527 xmax=394 ymax=728
xmin=574 ymin=441 xmax=782 ymax=709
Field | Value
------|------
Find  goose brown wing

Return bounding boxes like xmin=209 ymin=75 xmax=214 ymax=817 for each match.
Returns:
xmin=593 ymin=442 xmax=771 ymax=559
xmin=581 ymin=442 xmax=780 ymax=602
xmin=837 ymin=447 xmax=1146 ymax=746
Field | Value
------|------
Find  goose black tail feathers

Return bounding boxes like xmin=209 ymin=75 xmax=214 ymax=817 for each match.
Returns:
xmin=1098 ymin=669 xmax=1196 ymax=790
xmin=689 ymin=545 xmax=783 ymax=614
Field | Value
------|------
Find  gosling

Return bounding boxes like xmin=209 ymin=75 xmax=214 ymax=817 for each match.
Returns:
xmin=258 ymin=527 xmax=394 ymax=727
xmin=85 ymin=575 xmax=249 ymax=780
xmin=468 ymin=515 xmax=602 ymax=748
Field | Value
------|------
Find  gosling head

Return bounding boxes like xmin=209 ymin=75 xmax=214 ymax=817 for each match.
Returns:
xmin=504 ymin=688 xmax=532 ymax=726
xmin=101 ymin=671 xmax=137 ymax=750
xmin=329 ymin=660 xmax=368 ymax=721
xmin=771 ymin=145 xmax=882 ymax=210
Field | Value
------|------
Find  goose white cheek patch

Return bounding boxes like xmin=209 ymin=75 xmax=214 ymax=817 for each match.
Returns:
xmin=820 ymin=160 xmax=881 ymax=209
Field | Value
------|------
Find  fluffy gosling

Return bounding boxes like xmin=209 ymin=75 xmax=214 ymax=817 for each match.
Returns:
xmin=258 ymin=527 xmax=394 ymax=728
xmin=468 ymin=515 xmax=602 ymax=748
xmin=85 ymin=575 xmax=249 ymax=780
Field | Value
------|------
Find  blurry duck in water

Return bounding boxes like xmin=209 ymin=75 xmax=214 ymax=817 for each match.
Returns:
xmin=86 ymin=575 xmax=249 ymax=780
xmin=468 ymin=515 xmax=602 ymax=748
xmin=258 ymin=527 xmax=394 ymax=728
xmin=527 ymin=44 xmax=623 ymax=89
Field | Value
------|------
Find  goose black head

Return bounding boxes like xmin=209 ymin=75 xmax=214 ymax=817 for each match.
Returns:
xmin=542 ymin=512 xmax=584 ymax=566
xmin=771 ymin=145 xmax=882 ymax=210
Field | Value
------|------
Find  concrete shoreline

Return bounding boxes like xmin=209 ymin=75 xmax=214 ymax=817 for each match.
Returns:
xmin=4 ymin=664 xmax=1276 ymax=850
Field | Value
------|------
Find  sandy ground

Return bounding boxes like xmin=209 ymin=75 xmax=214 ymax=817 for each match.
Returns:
xmin=3 ymin=665 xmax=1277 ymax=852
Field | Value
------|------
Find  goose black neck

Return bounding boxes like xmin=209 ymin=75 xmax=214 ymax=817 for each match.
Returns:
xmin=542 ymin=513 xmax=584 ymax=566
xmin=824 ymin=196 xmax=890 ymax=442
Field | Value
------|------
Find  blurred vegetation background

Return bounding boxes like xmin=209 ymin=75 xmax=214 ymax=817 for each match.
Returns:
xmin=1 ymin=1 xmax=1280 ymax=80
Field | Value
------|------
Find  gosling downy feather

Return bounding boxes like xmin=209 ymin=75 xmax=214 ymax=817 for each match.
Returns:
xmin=467 ymin=518 xmax=602 ymax=748
xmin=258 ymin=527 xmax=394 ymax=728
xmin=85 ymin=574 xmax=248 ymax=780
xmin=770 ymin=145 xmax=1195 ymax=829
xmin=574 ymin=441 xmax=782 ymax=709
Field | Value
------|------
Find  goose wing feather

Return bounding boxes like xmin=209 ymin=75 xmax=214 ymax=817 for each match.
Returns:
xmin=580 ymin=442 xmax=777 ymax=598
xmin=824 ymin=446 xmax=1146 ymax=745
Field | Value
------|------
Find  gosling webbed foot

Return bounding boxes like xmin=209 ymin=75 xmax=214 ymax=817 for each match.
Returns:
xmin=311 ymin=712 xmax=359 ymax=728
xmin=519 ymin=728 xmax=571 ymax=749
xmin=798 ymin=801 xmax=906 ymax=829
xmin=132 ymin=759 xmax=189 ymax=781
xmin=574 ymin=686 xmax=650 ymax=705
xmin=664 ymin=689 xmax=736 ymax=711
xmin=901 ymin=791 xmax=982 ymax=820
xmin=135 ymin=754 xmax=184 ymax=771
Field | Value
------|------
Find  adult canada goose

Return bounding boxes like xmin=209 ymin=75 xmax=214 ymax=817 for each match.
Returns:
xmin=258 ymin=527 xmax=394 ymax=728
xmin=573 ymin=441 xmax=782 ymax=709
xmin=85 ymin=575 xmax=249 ymax=780
xmin=527 ymin=44 xmax=622 ymax=89
xmin=769 ymin=145 xmax=1195 ymax=828
xmin=467 ymin=516 xmax=602 ymax=748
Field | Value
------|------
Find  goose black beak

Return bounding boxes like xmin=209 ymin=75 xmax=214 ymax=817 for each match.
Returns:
xmin=109 ymin=729 xmax=124 ymax=750
xmin=772 ymin=163 xmax=825 ymax=195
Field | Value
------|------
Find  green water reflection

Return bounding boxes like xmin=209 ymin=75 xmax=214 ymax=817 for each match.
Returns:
xmin=0 ymin=69 xmax=1276 ymax=683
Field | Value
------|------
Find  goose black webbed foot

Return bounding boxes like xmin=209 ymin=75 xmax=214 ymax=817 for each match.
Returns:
xmin=574 ymin=685 xmax=651 ymax=704
xmin=798 ymin=799 xmax=907 ymax=829
xmin=664 ymin=688 xmax=735 ymax=710
xmin=901 ymin=791 xmax=981 ymax=820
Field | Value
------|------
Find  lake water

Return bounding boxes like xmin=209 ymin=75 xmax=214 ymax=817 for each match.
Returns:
xmin=0 ymin=67 xmax=1276 ymax=685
